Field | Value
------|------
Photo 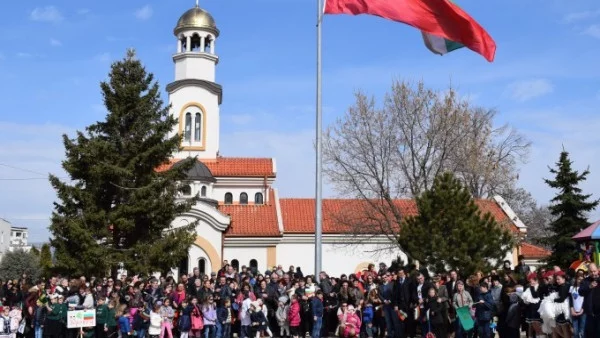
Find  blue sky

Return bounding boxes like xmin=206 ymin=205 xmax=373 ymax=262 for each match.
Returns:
xmin=1 ymin=0 xmax=599 ymax=242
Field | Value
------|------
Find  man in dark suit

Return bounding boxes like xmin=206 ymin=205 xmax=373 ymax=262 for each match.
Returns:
xmin=393 ymin=268 xmax=412 ymax=338
xmin=409 ymin=273 xmax=434 ymax=338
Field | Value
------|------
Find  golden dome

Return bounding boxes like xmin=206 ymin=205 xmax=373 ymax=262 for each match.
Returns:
xmin=174 ymin=5 xmax=219 ymax=37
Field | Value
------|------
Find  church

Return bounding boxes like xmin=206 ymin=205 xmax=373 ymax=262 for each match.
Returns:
xmin=158 ymin=4 xmax=546 ymax=278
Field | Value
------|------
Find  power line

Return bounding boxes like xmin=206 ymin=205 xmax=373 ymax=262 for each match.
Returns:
xmin=0 ymin=177 xmax=53 ymax=181
xmin=0 ymin=163 xmax=49 ymax=176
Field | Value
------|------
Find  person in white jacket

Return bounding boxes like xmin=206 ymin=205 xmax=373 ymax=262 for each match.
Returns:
xmin=148 ymin=303 xmax=162 ymax=338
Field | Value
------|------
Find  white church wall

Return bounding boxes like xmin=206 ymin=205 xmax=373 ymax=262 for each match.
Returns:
xmin=188 ymin=243 xmax=212 ymax=273
xmin=212 ymin=186 xmax=268 ymax=204
xmin=223 ymin=247 xmax=268 ymax=272
xmin=276 ymin=241 xmax=402 ymax=277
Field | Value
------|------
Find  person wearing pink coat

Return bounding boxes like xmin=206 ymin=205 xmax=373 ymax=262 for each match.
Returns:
xmin=341 ymin=305 xmax=362 ymax=338
xmin=287 ymin=295 xmax=302 ymax=338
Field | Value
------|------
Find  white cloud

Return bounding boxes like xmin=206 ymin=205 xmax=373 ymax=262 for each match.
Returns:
xmin=226 ymin=114 xmax=254 ymax=125
xmin=0 ymin=122 xmax=72 ymax=242
xmin=583 ymin=24 xmax=600 ymax=39
xmin=134 ymin=5 xmax=153 ymax=20
xmin=50 ymin=38 xmax=62 ymax=47
xmin=94 ymin=52 xmax=111 ymax=62
xmin=506 ymin=79 xmax=554 ymax=102
xmin=30 ymin=6 xmax=63 ymax=23
xmin=564 ymin=10 xmax=600 ymax=23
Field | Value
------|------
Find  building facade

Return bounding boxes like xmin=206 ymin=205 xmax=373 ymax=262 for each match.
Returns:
xmin=160 ymin=5 xmax=536 ymax=278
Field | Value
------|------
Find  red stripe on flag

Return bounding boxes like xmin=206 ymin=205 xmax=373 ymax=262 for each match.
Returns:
xmin=324 ymin=0 xmax=496 ymax=62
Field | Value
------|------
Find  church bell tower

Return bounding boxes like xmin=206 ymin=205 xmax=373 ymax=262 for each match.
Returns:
xmin=168 ymin=3 xmax=222 ymax=159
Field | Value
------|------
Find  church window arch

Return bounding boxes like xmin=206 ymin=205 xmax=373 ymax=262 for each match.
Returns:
xmin=191 ymin=33 xmax=201 ymax=52
xmin=182 ymin=184 xmax=192 ymax=196
xmin=204 ymin=35 xmax=212 ymax=53
xmin=240 ymin=193 xmax=248 ymax=205
xmin=249 ymin=259 xmax=258 ymax=272
xmin=184 ymin=113 xmax=192 ymax=141
xmin=231 ymin=259 xmax=239 ymax=271
xmin=224 ymin=192 xmax=233 ymax=205
xmin=201 ymin=186 xmax=207 ymax=197
xmin=254 ymin=193 xmax=264 ymax=205
xmin=198 ymin=258 xmax=206 ymax=275
xmin=194 ymin=113 xmax=202 ymax=141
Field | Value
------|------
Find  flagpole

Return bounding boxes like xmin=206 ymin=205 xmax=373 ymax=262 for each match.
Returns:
xmin=314 ymin=0 xmax=323 ymax=282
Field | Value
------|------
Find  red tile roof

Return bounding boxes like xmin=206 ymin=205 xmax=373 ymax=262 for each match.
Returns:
xmin=520 ymin=242 xmax=551 ymax=259
xmin=278 ymin=198 xmax=517 ymax=235
xmin=157 ymin=157 xmax=275 ymax=178
xmin=221 ymin=189 xmax=280 ymax=237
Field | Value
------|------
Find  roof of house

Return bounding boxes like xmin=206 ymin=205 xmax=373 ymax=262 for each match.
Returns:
xmin=223 ymin=197 xmax=518 ymax=237
xmin=220 ymin=189 xmax=280 ymax=237
xmin=520 ymin=242 xmax=551 ymax=259
xmin=157 ymin=157 xmax=275 ymax=178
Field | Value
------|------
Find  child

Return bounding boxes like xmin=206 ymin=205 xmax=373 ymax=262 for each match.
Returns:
xmin=178 ymin=300 xmax=192 ymax=338
xmin=106 ymin=301 xmax=118 ymax=338
xmin=148 ymin=304 xmax=162 ymax=338
xmin=95 ymin=297 xmax=109 ymax=338
xmin=311 ymin=291 xmax=324 ymax=338
xmin=288 ymin=295 xmax=301 ymax=338
xmin=0 ymin=307 xmax=11 ymax=338
xmin=118 ymin=307 xmax=134 ymax=337
xmin=8 ymin=306 xmax=21 ymax=338
xmin=474 ymin=283 xmax=494 ymax=338
xmin=216 ymin=299 xmax=233 ymax=338
xmin=160 ymin=299 xmax=175 ymax=338
xmin=362 ymin=302 xmax=375 ymax=338
xmin=256 ymin=300 xmax=272 ymax=337
xmin=202 ymin=296 xmax=217 ymax=338
xmin=189 ymin=297 xmax=204 ymax=338
xmin=275 ymin=299 xmax=289 ymax=338
xmin=249 ymin=302 xmax=267 ymax=338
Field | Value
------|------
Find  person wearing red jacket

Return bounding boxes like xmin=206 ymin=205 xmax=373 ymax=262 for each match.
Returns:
xmin=288 ymin=295 xmax=301 ymax=338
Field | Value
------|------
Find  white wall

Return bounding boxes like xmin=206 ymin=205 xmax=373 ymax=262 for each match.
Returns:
xmin=212 ymin=186 xmax=268 ymax=204
xmin=223 ymin=247 xmax=268 ymax=272
xmin=276 ymin=242 xmax=402 ymax=277
xmin=189 ymin=243 xmax=212 ymax=274
xmin=0 ymin=219 xmax=12 ymax=255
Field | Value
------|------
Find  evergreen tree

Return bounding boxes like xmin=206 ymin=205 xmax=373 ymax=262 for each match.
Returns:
xmin=40 ymin=243 xmax=53 ymax=277
xmin=399 ymin=172 xmax=514 ymax=277
xmin=49 ymin=50 xmax=197 ymax=277
xmin=542 ymin=150 xmax=598 ymax=267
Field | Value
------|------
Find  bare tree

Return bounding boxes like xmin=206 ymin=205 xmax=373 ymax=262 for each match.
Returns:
xmin=501 ymin=186 xmax=554 ymax=247
xmin=323 ymin=79 xmax=531 ymax=250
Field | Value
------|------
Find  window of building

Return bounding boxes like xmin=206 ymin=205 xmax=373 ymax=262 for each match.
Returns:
xmin=204 ymin=36 xmax=212 ymax=53
xmin=191 ymin=34 xmax=201 ymax=52
xmin=181 ymin=185 xmax=192 ymax=196
xmin=184 ymin=113 xmax=192 ymax=141
xmin=240 ymin=193 xmax=248 ymax=205
xmin=231 ymin=259 xmax=239 ymax=271
xmin=249 ymin=259 xmax=258 ymax=272
xmin=201 ymin=186 xmax=207 ymax=197
xmin=179 ymin=256 xmax=189 ymax=276
xmin=224 ymin=193 xmax=233 ymax=205
xmin=194 ymin=113 xmax=202 ymax=141
xmin=254 ymin=193 xmax=264 ymax=205
xmin=198 ymin=258 xmax=206 ymax=275
xmin=15 ymin=232 xmax=21 ymax=237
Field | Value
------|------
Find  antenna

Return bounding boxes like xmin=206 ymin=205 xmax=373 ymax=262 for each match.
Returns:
xmin=195 ymin=0 xmax=199 ymax=7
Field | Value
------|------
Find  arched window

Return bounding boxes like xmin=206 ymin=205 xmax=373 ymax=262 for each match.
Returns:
xmin=254 ymin=193 xmax=264 ymax=205
xmin=198 ymin=258 xmax=206 ymax=275
xmin=231 ymin=259 xmax=239 ymax=271
xmin=191 ymin=34 xmax=201 ymax=52
xmin=249 ymin=259 xmax=258 ymax=272
xmin=184 ymin=113 xmax=192 ymax=141
xmin=204 ymin=36 xmax=212 ymax=53
xmin=201 ymin=186 xmax=207 ymax=197
xmin=194 ymin=113 xmax=202 ymax=141
xmin=180 ymin=36 xmax=187 ymax=52
xmin=240 ymin=193 xmax=248 ymax=205
xmin=224 ymin=192 xmax=233 ymax=205
xmin=181 ymin=185 xmax=192 ymax=196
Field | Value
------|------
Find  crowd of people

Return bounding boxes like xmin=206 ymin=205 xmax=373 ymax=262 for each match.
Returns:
xmin=0 ymin=256 xmax=598 ymax=338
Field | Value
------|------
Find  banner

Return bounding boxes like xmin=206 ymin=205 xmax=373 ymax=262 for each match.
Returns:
xmin=456 ymin=306 xmax=474 ymax=331
xmin=67 ymin=309 xmax=96 ymax=328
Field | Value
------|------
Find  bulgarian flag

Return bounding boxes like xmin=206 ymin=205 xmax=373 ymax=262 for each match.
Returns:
xmin=323 ymin=0 xmax=496 ymax=62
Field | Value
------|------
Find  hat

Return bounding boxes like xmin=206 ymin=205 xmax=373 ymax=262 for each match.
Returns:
xmin=542 ymin=271 xmax=554 ymax=279
xmin=554 ymin=271 xmax=566 ymax=278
